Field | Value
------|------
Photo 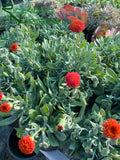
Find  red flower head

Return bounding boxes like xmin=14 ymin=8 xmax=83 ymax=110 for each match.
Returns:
xmin=69 ymin=19 xmax=85 ymax=33
xmin=10 ymin=43 xmax=19 ymax=52
xmin=65 ymin=72 xmax=80 ymax=88
xmin=0 ymin=92 xmax=4 ymax=101
xmin=56 ymin=124 xmax=64 ymax=131
xmin=18 ymin=135 xmax=35 ymax=155
xmin=102 ymin=119 xmax=120 ymax=140
xmin=0 ymin=102 xmax=11 ymax=113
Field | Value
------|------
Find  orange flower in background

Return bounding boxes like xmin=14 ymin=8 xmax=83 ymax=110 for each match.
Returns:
xmin=18 ymin=135 xmax=35 ymax=155
xmin=65 ymin=72 xmax=81 ymax=88
xmin=102 ymin=119 xmax=120 ymax=140
xmin=0 ymin=92 xmax=4 ymax=101
xmin=69 ymin=19 xmax=85 ymax=33
xmin=10 ymin=43 xmax=19 ymax=52
xmin=56 ymin=124 xmax=64 ymax=131
xmin=0 ymin=102 xmax=11 ymax=113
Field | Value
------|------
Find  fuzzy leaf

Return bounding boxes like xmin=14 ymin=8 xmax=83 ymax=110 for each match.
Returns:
xmin=0 ymin=111 xmax=11 ymax=117
xmin=37 ymin=76 xmax=48 ymax=94
xmin=106 ymin=68 xmax=118 ymax=80
xmin=54 ymin=131 xmax=66 ymax=141
xmin=47 ymin=131 xmax=59 ymax=147
xmin=0 ymin=117 xmax=17 ymax=126
xmin=29 ymin=109 xmax=39 ymax=120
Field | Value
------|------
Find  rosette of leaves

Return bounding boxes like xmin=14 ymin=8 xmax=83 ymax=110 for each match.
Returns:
xmin=91 ymin=23 xmax=120 ymax=41
xmin=56 ymin=4 xmax=89 ymax=28
xmin=84 ymin=4 xmax=120 ymax=32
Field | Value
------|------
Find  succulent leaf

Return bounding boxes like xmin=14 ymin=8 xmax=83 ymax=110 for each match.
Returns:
xmin=63 ymin=4 xmax=75 ymax=16
xmin=56 ymin=12 xmax=64 ymax=20
xmin=75 ymin=7 xmax=81 ymax=19
xmin=60 ymin=8 xmax=69 ymax=20
xmin=67 ymin=16 xmax=79 ymax=23
xmin=105 ymin=28 xmax=116 ymax=37
xmin=81 ymin=12 xmax=89 ymax=27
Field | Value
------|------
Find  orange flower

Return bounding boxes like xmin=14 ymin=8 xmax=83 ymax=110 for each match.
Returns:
xmin=102 ymin=119 xmax=120 ymax=140
xmin=69 ymin=19 xmax=85 ymax=33
xmin=0 ymin=102 xmax=11 ymax=113
xmin=65 ymin=72 xmax=81 ymax=88
xmin=56 ymin=124 xmax=64 ymax=131
xmin=10 ymin=43 xmax=19 ymax=52
xmin=0 ymin=92 xmax=4 ymax=101
xmin=18 ymin=135 xmax=35 ymax=155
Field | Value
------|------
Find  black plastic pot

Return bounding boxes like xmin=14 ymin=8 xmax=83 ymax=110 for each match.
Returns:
xmin=7 ymin=128 xmax=39 ymax=160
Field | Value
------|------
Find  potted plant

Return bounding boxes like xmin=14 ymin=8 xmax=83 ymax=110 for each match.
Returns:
xmin=0 ymin=73 xmax=76 ymax=159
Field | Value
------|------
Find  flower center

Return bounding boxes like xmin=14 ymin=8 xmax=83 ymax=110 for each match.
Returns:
xmin=110 ymin=126 xmax=116 ymax=134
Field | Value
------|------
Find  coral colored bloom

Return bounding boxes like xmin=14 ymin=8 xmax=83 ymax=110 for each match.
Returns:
xmin=69 ymin=19 xmax=85 ymax=33
xmin=65 ymin=72 xmax=80 ymax=88
xmin=18 ymin=136 xmax=35 ymax=155
xmin=10 ymin=43 xmax=19 ymax=52
xmin=56 ymin=124 xmax=64 ymax=131
xmin=102 ymin=119 xmax=120 ymax=140
xmin=0 ymin=93 xmax=4 ymax=101
xmin=0 ymin=102 xmax=11 ymax=113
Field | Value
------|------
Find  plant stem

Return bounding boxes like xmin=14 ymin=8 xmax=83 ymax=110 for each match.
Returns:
xmin=78 ymin=96 xmax=87 ymax=121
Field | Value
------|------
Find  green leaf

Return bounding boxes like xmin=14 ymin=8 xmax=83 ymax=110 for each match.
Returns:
xmin=40 ymin=104 xmax=49 ymax=116
xmin=100 ymin=108 xmax=106 ymax=117
xmin=29 ymin=109 xmax=39 ymax=120
xmin=16 ymin=127 xmax=26 ymax=138
xmin=47 ymin=131 xmax=59 ymax=147
xmin=37 ymin=76 xmax=48 ymax=93
xmin=0 ymin=117 xmax=17 ymax=126
xmin=0 ymin=112 xmax=11 ymax=117
xmin=106 ymin=68 xmax=118 ymax=80
xmin=69 ymin=141 xmax=76 ymax=150
xmin=54 ymin=130 xmax=66 ymax=141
